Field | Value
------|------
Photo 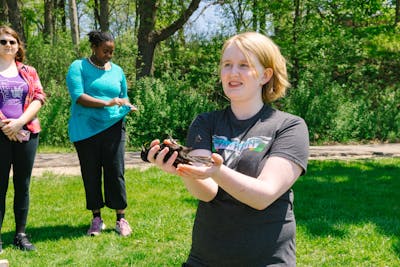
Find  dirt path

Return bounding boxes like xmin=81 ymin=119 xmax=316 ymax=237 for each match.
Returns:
xmin=31 ymin=143 xmax=400 ymax=177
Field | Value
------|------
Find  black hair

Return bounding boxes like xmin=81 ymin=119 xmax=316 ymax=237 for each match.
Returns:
xmin=87 ymin=30 xmax=114 ymax=47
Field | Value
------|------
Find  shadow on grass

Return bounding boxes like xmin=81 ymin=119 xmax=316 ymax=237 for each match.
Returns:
xmin=294 ymin=159 xmax=400 ymax=256
xmin=1 ymin=224 xmax=87 ymax=248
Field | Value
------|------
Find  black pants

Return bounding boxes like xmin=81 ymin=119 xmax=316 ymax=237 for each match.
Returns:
xmin=74 ymin=120 xmax=127 ymax=211
xmin=0 ymin=131 xmax=39 ymax=235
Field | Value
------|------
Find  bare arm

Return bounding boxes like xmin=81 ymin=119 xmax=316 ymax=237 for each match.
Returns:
xmin=179 ymin=149 xmax=219 ymax=201
xmin=77 ymin=94 xmax=124 ymax=107
xmin=147 ymin=139 xmax=303 ymax=208
xmin=177 ymin=155 xmax=303 ymax=210
xmin=77 ymin=94 xmax=137 ymax=111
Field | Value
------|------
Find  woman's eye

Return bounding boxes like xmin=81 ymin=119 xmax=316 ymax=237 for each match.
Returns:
xmin=240 ymin=63 xmax=249 ymax=68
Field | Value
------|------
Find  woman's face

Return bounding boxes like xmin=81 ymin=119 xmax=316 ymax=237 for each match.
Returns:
xmin=92 ymin=40 xmax=115 ymax=65
xmin=220 ymin=43 xmax=270 ymax=104
xmin=0 ymin=33 xmax=19 ymax=59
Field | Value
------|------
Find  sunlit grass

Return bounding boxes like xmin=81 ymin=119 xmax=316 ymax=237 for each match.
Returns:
xmin=37 ymin=145 xmax=75 ymax=153
xmin=295 ymin=158 xmax=400 ymax=266
xmin=0 ymin=158 xmax=399 ymax=266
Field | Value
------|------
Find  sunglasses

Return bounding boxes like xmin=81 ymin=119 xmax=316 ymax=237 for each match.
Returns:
xmin=0 ymin=39 xmax=17 ymax=45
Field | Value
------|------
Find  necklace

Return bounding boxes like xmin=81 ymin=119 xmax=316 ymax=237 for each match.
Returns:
xmin=88 ymin=57 xmax=106 ymax=70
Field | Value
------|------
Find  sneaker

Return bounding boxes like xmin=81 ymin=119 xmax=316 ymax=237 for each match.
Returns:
xmin=115 ymin=218 xmax=132 ymax=236
xmin=13 ymin=233 xmax=36 ymax=251
xmin=87 ymin=217 xmax=106 ymax=236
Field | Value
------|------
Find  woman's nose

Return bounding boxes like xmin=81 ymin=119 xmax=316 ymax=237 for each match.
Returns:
xmin=230 ymin=65 xmax=240 ymax=75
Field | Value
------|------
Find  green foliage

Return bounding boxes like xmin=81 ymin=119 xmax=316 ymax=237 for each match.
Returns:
xmin=20 ymin=2 xmax=400 ymax=147
xmin=280 ymin=13 xmax=400 ymax=144
xmin=127 ymin=76 xmax=219 ymax=148
xmin=26 ymin=33 xmax=78 ymax=85
xmin=283 ymin=72 xmax=345 ymax=142
xmin=38 ymin=79 xmax=72 ymax=147
xmin=153 ymin=35 xmax=225 ymax=102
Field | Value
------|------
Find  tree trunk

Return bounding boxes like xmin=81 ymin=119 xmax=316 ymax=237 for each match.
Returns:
xmin=134 ymin=0 xmax=139 ymax=33
xmin=43 ymin=0 xmax=53 ymax=42
xmin=57 ymin=0 xmax=66 ymax=32
xmin=252 ymin=0 xmax=258 ymax=31
xmin=94 ymin=0 xmax=99 ymax=29
xmin=0 ymin=0 xmax=7 ymax=24
xmin=5 ymin=0 xmax=25 ymax=42
xmin=136 ymin=0 xmax=157 ymax=78
xmin=51 ymin=0 xmax=57 ymax=43
xmin=396 ymin=0 xmax=400 ymax=24
xmin=292 ymin=0 xmax=300 ymax=89
xmin=68 ymin=0 xmax=80 ymax=47
xmin=136 ymin=0 xmax=201 ymax=79
xmin=99 ymin=0 xmax=109 ymax=32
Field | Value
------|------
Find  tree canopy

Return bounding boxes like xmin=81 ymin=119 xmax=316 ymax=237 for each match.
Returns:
xmin=0 ymin=0 xmax=399 ymax=146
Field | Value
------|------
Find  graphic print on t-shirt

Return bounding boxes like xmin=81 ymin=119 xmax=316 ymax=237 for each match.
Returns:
xmin=0 ymin=75 xmax=28 ymax=118
xmin=212 ymin=135 xmax=271 ymax=166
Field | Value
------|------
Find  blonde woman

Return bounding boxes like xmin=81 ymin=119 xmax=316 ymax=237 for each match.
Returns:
xmin=146 ymin=32 xmax=309 ymax=266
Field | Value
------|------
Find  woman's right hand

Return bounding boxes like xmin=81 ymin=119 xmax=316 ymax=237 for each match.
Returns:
xmin=106 ymin=97 xmax=125 ymax=107
xmin=146 ymin=139 xmax=179 ymax=175
xmin=106 ymin=98 xmax=138 ymax=112
xmin=1 ymin=118 xmax=25 ymax=142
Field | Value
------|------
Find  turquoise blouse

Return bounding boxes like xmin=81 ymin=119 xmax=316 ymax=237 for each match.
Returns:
xmin=66 ymin=59 xmax=131 ymax=142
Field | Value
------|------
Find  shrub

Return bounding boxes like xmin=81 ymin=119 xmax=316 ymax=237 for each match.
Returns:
xmin=126 ymin=76 xmax=219 ymax=148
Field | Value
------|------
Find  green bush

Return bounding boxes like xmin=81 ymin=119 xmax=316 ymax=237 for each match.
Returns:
xmin=38 ymin=80 xmax=71 ymax=147
xmin=126 ymin=76 xmax=219 ymax=148
xmin=26 ymin=34 xmax=79 ymax=86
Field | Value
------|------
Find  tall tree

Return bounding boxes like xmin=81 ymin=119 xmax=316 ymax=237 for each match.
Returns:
xmin=224 ymin=0 xmax=251 ymax=31
xmin=69 ymin=0 xmax=80 ymax=47
xmin=5 ymin=0 xmax=24 ymax=41
xmin=43 ymin=0 xmax=54 ymax=42
xmin=135 ymin=0 xmax=201 ymax=79
xmin=291 ymin=0 xmax=301 ymax=88
xmin=0 ymin=0 xmax=7 ymax=24
xmin=57 ymin=0 xmax=67 ymax=32
xmin=94 ymin=0 xmax=110 ymax=31
xmin=250 ymin=0 xmax=268 ymax=33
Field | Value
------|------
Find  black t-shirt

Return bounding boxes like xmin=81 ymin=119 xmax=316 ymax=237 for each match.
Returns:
xmin=184 ymin=105 xmax=309 ymax=267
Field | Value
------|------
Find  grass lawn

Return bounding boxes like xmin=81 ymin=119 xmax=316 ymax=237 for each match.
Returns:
xmin=0 ymin=158 xmax=399 ymax=266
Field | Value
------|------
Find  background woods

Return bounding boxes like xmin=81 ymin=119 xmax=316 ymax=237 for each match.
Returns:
xmin=0 ymin=0 xmax=399 ymax=149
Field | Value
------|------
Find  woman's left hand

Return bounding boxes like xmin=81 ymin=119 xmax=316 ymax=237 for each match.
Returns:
xmin=127 ymin=103 xmax=138 ymax=112
xmin=1 ymin=118 xmax=24 ymax=142
xmin=176 ymin=153 xmax=224 ymax=180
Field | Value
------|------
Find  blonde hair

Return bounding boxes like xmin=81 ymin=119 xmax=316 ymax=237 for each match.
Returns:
xmin=221 ymin=32 xmax=290 ymax=103
xmin=0 ymin=25 xmax=25 ymax=62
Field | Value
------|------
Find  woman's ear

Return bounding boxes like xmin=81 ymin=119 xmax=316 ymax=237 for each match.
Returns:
xmin=260 ymin=68 xmax=273 ymax=86
xmin=90 ymin=44 xmax=97 ymax=55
